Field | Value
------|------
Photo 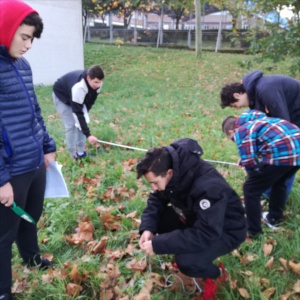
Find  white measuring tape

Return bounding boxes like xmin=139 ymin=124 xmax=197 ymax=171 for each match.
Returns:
xmin=97 ymin=139 xmax=238 ymax=166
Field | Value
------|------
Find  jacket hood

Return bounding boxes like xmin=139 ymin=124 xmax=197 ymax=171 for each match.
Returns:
xmin=236 ymin=109 xmax=267 ymax=129
xmin=164 ymin=138 xmax=203 ymax=192
xmin=242 ymin=70 xmax=264 ymax=107
xmin=0 ymin=0 xmax=37 ymax=52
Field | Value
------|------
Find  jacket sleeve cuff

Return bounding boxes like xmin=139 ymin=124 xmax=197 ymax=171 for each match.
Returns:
xmin=152 ymin=235 xmax=167 ymax=255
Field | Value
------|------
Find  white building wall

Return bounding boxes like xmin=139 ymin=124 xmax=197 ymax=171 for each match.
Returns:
xmin=23 ymin=0 xmax=84 ymax=85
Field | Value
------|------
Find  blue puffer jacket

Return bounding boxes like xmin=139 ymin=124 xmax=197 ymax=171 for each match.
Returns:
xmin=0 ymin=45 xmax=56 ymax=186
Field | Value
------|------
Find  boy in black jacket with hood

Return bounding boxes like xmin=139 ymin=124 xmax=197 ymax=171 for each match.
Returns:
xmin=137 ymin=138 xmax=247 ymax=299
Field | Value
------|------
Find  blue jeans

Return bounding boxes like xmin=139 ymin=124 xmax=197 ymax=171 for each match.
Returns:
xmin=262 ymin=174 xmax=296 ymax=201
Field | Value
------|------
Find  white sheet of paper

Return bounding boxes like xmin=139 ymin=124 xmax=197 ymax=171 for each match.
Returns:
xmin=44 ymin=161 xmax=70 ymax=198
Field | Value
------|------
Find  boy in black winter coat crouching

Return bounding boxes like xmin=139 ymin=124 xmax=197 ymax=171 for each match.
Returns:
xmin=137 ymin=138 xmax=247 ymax=299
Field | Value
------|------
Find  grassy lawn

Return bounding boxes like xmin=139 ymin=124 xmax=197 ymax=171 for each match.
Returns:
xmin=13 ymin=44 xmax=300 ymax=299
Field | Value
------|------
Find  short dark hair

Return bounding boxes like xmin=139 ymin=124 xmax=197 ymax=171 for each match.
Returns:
xmin=87 ymin=65 xmax=105 ymax=80
xmin=222 ymin=116 xmax=237 ymax=135
xmin=136 ymin=147 xmax=173 ymax=179
xmin=220 ymin=82 xmax=246 ymax=109
xmin=21 ymin=13 xmax=43 ymax=38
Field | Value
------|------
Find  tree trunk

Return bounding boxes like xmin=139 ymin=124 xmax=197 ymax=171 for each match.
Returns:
xmin=176 ymin=17 xmax=180 ymax=29
xmin=194 ymin=0 xmax=202 ymax=58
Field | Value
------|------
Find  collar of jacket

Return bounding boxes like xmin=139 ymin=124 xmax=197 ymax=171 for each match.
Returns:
xmin=0 ymin=45 xmax=12 ymax=61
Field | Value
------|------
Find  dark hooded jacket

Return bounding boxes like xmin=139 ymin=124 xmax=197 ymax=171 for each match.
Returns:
xmin=139 ymin=138 xmax=247 ymax=255
xmin=242 ymin=70 xmax=300 ymax=127
xmin=0 ymin=1 xmax=56 ymax=187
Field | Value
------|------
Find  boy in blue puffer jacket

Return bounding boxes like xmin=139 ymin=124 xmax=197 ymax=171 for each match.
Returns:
xmin=0 ymin=1 xmax=56 ymax=299
xmin=222 ymin=110 xmax=300 ymax=236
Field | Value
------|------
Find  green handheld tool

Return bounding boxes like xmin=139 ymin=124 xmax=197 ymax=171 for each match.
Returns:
xmin=10 ymin=202 xmax=36 ymax=225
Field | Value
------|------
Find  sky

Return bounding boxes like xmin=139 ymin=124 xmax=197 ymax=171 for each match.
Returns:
xmin=280 ymin=5 xmax=294 ymax=19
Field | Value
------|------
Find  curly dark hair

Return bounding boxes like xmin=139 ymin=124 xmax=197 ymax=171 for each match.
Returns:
xmin=136 ymin=147 xmax=173 ymax=179
xmin=21 ymin=13 xmax=43 ymax=38
xmin=220 ymin=82 xmax=246 ymax=109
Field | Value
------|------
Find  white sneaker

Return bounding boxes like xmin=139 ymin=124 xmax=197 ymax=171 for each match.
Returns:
xmin=262 ymin=212 xmax=281 ymax=230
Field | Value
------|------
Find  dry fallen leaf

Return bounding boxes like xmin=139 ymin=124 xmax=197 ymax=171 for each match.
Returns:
xmin=99 ymin=288 xmax=114 ymax=300
xmin=279 ymin=258 xmax=288 ymax=271
xmin=289 ymin=260 xmax=300 ymax=275
xmin=230 ymin=279 xmax=237 ymax=289
xmin=262 ymin=287 xmax=276 ymax=299
xmin=107 ymin=264 xmax=121 ymax=281
xmin=279 ymin=290 xmax=292 ymax=300
xmin=238 ymin=288 xmax=250 ymax=298
xmin=265 ymin=257 xmax=274 ymax=270
xmin=294 ymin=280 xmax=300 ymax=293
xmin=41 ymin=274 xmax=52 ymax=285
xmin=263 ymin=244 xmax=273 ymax=257
xmin=126 ymin=258 xmax=147 ymax=272
xmin=261 ymin=278 xmax=270 ymax=288
xmin=93 ymin=236 xmax=109 ymax=254
xmin=240 ymin=253 xmax=258 ymax=265
xmin=66 ymin=283 xmax=83 ymax=297
xmin=238 ymin=270 xmax=253 ymax=276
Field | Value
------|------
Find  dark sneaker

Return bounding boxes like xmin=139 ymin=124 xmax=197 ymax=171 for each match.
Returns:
xmin=0 ymin=294 xmax=12 ymax=300
xmin=76 ymin=151 xmax=87 ymax=159
xmin=39 ymin=257 xmax=55 ymax=270
xmin=262 ymin=212 xmax=281 ymax=230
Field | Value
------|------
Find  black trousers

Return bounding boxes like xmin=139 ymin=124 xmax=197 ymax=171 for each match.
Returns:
xmin=0 ymin=164 xmax=46 ymax=295
xmin=157 ymin=207 xmax=232 ymax=279
xmin=243 ymin=164 xmax=299 ymax=235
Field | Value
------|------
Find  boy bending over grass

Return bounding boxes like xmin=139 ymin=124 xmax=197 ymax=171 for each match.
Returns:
xmin=136 ymin=138 xmax=247 ymax=299
xmin=53 ymin=65 xmax=104 ymax=159
xmin=220 ymin=70 xmax=300 ymax=201
xmin=222 ymin=110 xmax=300 ymax=236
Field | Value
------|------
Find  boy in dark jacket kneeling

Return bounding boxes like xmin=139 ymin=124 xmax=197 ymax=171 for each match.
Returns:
xmin=137 ymin=138 xmax=247 ymax=299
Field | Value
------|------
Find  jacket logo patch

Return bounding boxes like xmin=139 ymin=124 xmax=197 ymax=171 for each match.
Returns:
xmin=199 ymin=199 xmax=211 ymax=210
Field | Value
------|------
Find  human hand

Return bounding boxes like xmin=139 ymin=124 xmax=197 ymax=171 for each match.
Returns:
xmin=0 ymin=182 xmax=14 ymax=207
xmin=88 ymin=135 xmax=98 ymax=145
xmin=142 ymin=240 xmax=155 ymax=256
xmin=238 ymin=159 xmax=247 ymax=176
xmin=139 ymin=230 xmax=153 ymax=249
xmin=44 ymin=153 xmax=55 ymax=170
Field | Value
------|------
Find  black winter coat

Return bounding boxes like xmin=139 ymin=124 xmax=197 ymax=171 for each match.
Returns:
xmin=139 ymin=138 xmax=247 ymax=255
xmin=243 ymin=70 xmax=300 ymax=127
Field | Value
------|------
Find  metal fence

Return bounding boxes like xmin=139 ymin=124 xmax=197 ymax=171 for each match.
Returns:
xmin=87 ymin=28 xmax=250 ymax=50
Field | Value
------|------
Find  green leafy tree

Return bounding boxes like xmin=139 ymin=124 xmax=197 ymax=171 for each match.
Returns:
xmin=82 ymin=0 xmax=100 ymax=27
xmin=95 ymin=0 xmax=152 ymax=28
xmin=167 ymin=0 xmax=194 ymax=29
xmin=245 ymin=0 xmax=300 ymax=74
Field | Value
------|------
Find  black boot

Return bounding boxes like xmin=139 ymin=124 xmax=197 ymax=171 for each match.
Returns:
xmin=39 ymin=257 xmax=55 ymax=270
